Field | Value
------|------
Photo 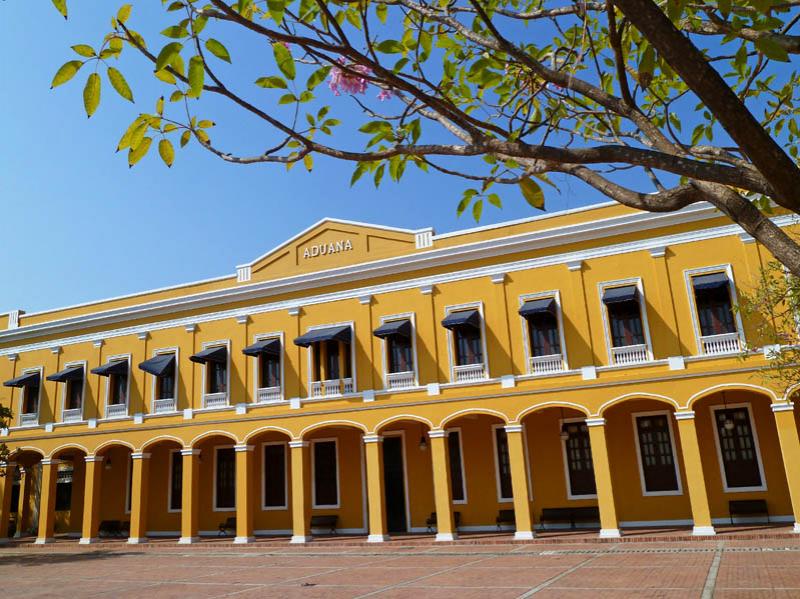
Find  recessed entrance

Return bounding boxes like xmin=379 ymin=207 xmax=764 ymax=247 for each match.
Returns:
xmin=382 ymin=435 xmax=407 ymax=533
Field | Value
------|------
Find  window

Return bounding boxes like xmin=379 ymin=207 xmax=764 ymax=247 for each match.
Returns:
xmin=562 ymin=421 xmax=596 ymax=497
xmin=607 ymin=299 xmax=644 ymax=347
xmin=260 ymin=353 xmax=281 ymax=389
xmin=713 ymin=406 xmax=764 ymax=490
xmin=157 ymin=368 xmax=175 ymax=400
xmin=312 ymin=440 xmax=338 ymax=507
xmin=109 ymin=367 xmax=128 ymax=406
xmin=692 ymin=274 xmax=736 ymax=336
xmin=634 ymin=413 xmax=680 ymax=494
xmin=388 ymin=335 xmax=413 ymax=373
xmin=263 ymin=443 xmax=287 ymax=509
xmin=215 ymin=447 xmax=236 ymax=510
xmin=55 ymin=466 xmax=73 ymax=511
xmin=529 ymin=312 xmax=561 ymax=357
xmin=66 ymin=377 xmax=83 ymax=410
xmin=447 ymin=429 xmax=466 ymax=503
xmin=374 ymin=318 xmax=416 ymax=389
xmin=454 ymin=325 xmax=482 ymax=366
xmin=169 ymin=450 xmax=182 ymax=511
xmin=22 ymin=377 xmax=40 ymax=415
xmin=493 ymin=426 xmax=513 ymax=501
xmin=208 ymin=361 xmax=227 ymax=394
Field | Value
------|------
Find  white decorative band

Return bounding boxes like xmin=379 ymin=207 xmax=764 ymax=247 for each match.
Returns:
xmin=234 ymin=444 xmax=254 ymax=452
xmin=0 ymin=461 xmax=16 ymax=469
xmin=84 ymin=455 xmax=105 ymax=463
xmin=504 ymin=424 xmax=524 ymax=434
xmin=180 ymin=448 xmax=201 ymax=456
xmin=289 ymin=440 xmax=308 ymax=449
xmin=771 ymin=402 xmax=795 ymax=413
xmin=428 ymin=429 xmax=448 ymax=438
xmin=585 ymin=417 xmax=605 ymax=427
xmin=363 ymin=434 xmax=383 ymax=444
xmin=40 ymin=458 xmax=62 ymax=466
xmin=131 ymin=452 xmax=151 ymax=460
xmin=674 ymin=411 xmax=696 ymax=421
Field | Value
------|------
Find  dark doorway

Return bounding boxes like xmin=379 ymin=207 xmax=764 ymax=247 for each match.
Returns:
xmin=382 ymin=435 xmax=407 ymax=533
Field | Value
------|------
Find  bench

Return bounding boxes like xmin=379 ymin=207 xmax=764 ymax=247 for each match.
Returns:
xmin=99 ymin=520 xmax=125 ymax=538
xmin=310 ymin=515 xmax=338 ymax=534
xmin=729 ymin=500 xmax=769 ymax=524
xmin=496 ymin=509 xmax=515 ymax=530
xmin=218 ymin=517 xmax=236 ymax=536
xmin=540 ymin=507 xmax=600 ymax=529
xmin=425 ymin=511 xmax=461 ymax=533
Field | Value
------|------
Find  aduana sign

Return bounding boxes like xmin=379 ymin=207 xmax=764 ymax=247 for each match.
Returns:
xmin=303 ymin=239 xmax=354 ymax=259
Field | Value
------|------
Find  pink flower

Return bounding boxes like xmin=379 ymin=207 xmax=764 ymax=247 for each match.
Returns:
xmin=377 ymin=88 xmax=393 ymax=101
xmin=279 ymin=41 xmax=291 ymax=49
xmin=328 ymin=57 xmax=371 ymax=96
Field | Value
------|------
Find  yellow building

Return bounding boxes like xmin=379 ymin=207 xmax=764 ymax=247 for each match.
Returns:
xmin=1 ymin=201 xmax=800 ymax=545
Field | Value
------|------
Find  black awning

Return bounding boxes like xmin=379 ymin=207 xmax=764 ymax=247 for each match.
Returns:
xmin=90 ymin=360 xmax=129 ymax=377
xmin=294 ymin=325 xmax=351 ymax=347
xmin=3 ymin=372 xmax=40 ymax=388
xmin=441 ymin=309 xmax=480 ymax=330
xmin=519 ymin=298 xmax=556 ymax=318
xmin=190 ymin=346 xmax=228 ymax=364
xmin=373 ymin=319 xmax=412 ymax=339
xmin=693 ymin=272 xmax=729 ymax=291
xmin=602 ymin=285 xmax=639 ymax=305
xmin=46 ymin=365 xmax=84 ymax=383
xmin=242 ymin=338 xmax=281 ymax=357
xmin=139 ymin=354 xmax=176 ymax=377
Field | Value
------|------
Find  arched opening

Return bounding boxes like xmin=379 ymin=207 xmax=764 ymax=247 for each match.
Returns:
xmin=375 ymin=418 xmax=434 ymax=535
xmin=140 ymin=437 xmax=184 ymax=540
xmin=6 ymin=449 xmax=44 ymax=540
xmin=244 ymin=428 xmax=293 ymax=538
xmin=94 ymin=443 xmax=134 ymax=540
xmin=49 ymin=446 xmax=89 ymax=541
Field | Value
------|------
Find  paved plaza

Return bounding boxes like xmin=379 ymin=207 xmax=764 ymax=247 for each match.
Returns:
xmin=3 ymin=528 xmax=800 ymax=597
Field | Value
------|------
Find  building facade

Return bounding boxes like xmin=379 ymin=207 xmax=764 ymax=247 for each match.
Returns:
xmin=1 ymin=201 xmax=799 ymax=544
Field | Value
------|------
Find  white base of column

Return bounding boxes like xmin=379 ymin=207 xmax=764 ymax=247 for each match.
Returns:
xmin=692 ymin=526 xmax=716 ymax=536
xmin=178 ymin=536 xmax=200 ymax=544
xmin=127 ymin=537 xmax=148 ymax=544
xmin=513 ymin=531 xmax=535 ymax=541
xmin=599 ymin=528 xmax=621 ymax=538
xmin=34 ymin=537 xmax=54 ymax=545
xmin=367 ymin=534 xmax=390 ymax=543
xmin=78 ymin=537 xmax=99 ymax=545
xmin=435 ymin=532 xmax=458 ymax=542
xmin=233 ymin=536 xmax=255 ymax=544
xmin=290 ymin=535 xmax=311 ymax=544
xmin=793 ymin=522 xmax=800 ymax=534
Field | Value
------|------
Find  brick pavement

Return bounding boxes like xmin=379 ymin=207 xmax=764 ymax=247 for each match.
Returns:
xmin=2 ymin=527 xmax=800 ymax=597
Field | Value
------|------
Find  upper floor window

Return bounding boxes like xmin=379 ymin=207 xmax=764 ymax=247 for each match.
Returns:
xmin=139 ymin=351 xmax=177 ymax=414
xmin=294 ymin=324 xmax=354 ymax=398
xmin=243 ymin=336 xmax=282 ymax=403
xmin=190 ymin=343 xmax=229 ymax=409
xmin=442 ymin=307 xmax=486 ymax=383
xmin=601 ymin=284 xmax=649 ymax=365
xmin=46 ymin=364 xmax=85 ymax=422
xmin=689 ymin=269 xmax=742 ymax=355
xmin=519 ymin=295 xmax=565 ymax=375
xmin=91 ymin=357 xmax=130 ymax=418
xmin=374 ymin=317 xmax=416 ymax=390
xmin=3 ymin=369 xmax=41 ymax=426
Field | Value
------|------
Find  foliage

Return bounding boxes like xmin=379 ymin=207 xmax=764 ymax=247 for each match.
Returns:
xmin=0 ymin=404 xmax=11 ymax=470
xmin=44 ymin=0 xmax=800 ymax=272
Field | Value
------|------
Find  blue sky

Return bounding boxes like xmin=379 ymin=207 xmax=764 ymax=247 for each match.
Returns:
xmin=0 ymin=3 xmax=610 ymax=314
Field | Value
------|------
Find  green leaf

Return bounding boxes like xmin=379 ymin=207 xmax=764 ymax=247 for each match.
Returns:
xmin=51 ymin=60 xmax=82 ymax=88
xmin=128 ymin=136 xmax=152 ymax=166
xmin=155 ymin=42 xmax=182 ymax=72
xmin=188 ymin=55 xmax=204 ymax=98
xmin=267 ymin=0 xmax=286 ymax=23
xmin=272 ymin=42 xmax=295 ymax=80
xmin=117 ymin=117 xmax=143 ymax=151
xmin=169 ymin=90 xmax=183 ymax=102
xmin=83 ymin=72 xmax=101 ymax=117
xmin=255 ymin=75 xmax=287 ymax=89
xmin=755 ymin=37 xmax=789 ymax=62
xmin=472 ymin=198 xmax=483 ymax=222
xmin=350 ymin=162 xmax=370 ymax=186
xmin=71 ymin=44 xmax=96 ymax=58
xmin=154 ymin=68 xmax=177 ymax=84
xmin=638 ymin=44 xmax=655 ymax=88
xmin=161 ymin=25 xmax=189 ymax=39
xmin=278 ymin=93 xmax=297 ymax=104
xmin=376 ymin=40 xmax=405 ymax=54
xmin=117 ymin=4 xmax=132 ymax=23
xmin=306 ymin=66 xmax=331 ymax=90
xmin=156 ymin=96 xmax=164 ymax=115
xmin=158 ymin=138 xmax=175 ymax=167
xmin=180 ymin=129 xmax=191 ymax=147
xmin=303 ymin=153 xmax=313 ymax=171
xmin=487 ymin=193 xmax=502 ymax=208
xmin=107 ymin=67 xmax=133 ymax=102
xmin=205 ymin=38 xmax=231 ymax=63
xmin=519 ymin=177 xmax=545 ymax=210
xmin=51 ymin=0 xmax=67 ymax=19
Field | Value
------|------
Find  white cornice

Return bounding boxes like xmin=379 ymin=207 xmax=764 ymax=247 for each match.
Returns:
xmin=0 ymin=206 xmax=793 ymax=351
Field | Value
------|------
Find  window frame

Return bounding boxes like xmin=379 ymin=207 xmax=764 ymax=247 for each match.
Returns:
xmin=709 ymin=402 xmax=767 ymax=493
xmin=17 ymin=366 xmax=43 ymax=426
xmin=200 ymin=339 xmax=230 ymax=406
xmin=60 ymin=360 xmax=87 ymax=422
xmin=168 ymin=448 xmax=182 ymax=513
xmin=213 ymin=445 xmax=237 ymax=511
xmin=380 ymin=430 xmax=412 ymax=533
xmin=519 ymin=291 xmax=568 ymax=374
xmin=102 ymin=354 xmax=131 ymax=417
xmin=444 ymin=427 xmax=468 ymax=505
xmin=597 ymin=278 xmax=653 ymax=364
xmin=252 ymin=332 xmax=285 ymax=403
xmin=311 ymin=437 xmax=340 ymax=508
xmin=443 ymin=301 xmax=489 ymax=382
xmin=491 ymin=423 xmax=514 ymax=503
xmin=631 ymin=410 xmax=683 ymax=497
xmin=684 ymin=265 xmax=746 ymax=355
xmin=303 ymin=322 xmax=357 ymax=395
xmin=149 ymin=347 xmax=179 ymax=412
xmin=379 ymin=313 xmax=419 ymax=389
xmin=559 ymin=417 xmax=598 ymax=500
xmin=261 ymin=441 xmax=289 ymax=511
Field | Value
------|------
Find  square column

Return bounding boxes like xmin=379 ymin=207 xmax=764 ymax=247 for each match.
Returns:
xmin=289 ymin=440 xmax=311 ymax=543
xmin=36 ymin=458 xmax=60 ymax=544
xmin=674 ymin=411 xmax=715 ymax=535
xmin=128 ymin=452 xmax=151 ymax=544
xmin=234 ymin=444 xmax=255 ymax=543
xmin=0 ymin=461 xmax=16 ymax=543
xmin=429 ymin=429 xmax=457 ymax=541
xmin=179 ymin=448 xmax=200 ymax=544
xmin=771 ymin=403 xmax=800 ymax=533
xmin=505 ymin=425 xmax=534 ymax=540
xmin=364 ymin=434 xmax=388 ymax=543
xmin=80 ymin=455 xmax=104 ymax=544
xmin=586 ymin=418 xmax=620 ymax=538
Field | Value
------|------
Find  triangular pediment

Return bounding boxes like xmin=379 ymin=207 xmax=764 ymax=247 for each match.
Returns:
xmin=238 ymin=218 xmax=428 ymax=282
